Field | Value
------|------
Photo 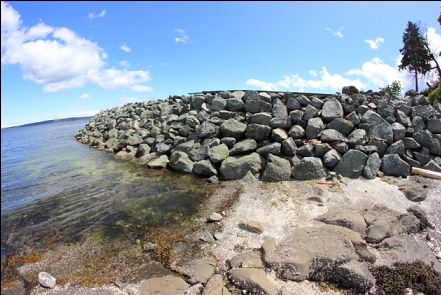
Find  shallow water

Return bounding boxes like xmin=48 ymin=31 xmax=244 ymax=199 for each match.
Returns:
xmin=1 ymin=119 xmax=215 ymax=285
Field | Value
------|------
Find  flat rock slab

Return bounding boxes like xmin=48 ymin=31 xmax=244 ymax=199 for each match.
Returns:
xmin=230 ymin=251 xmax=264 ymax=268
xmin=229 ymin=268 xmax=278 ymax=295
xmin=238 ymin=220 xmax=264 ymax=234
xmin=140 ymin=275 xmax=189 ymax=295
xmin=175 ymin=258 xmax=217 ymax=284
xmin=265 ymin=224 xmax=365 ymax=281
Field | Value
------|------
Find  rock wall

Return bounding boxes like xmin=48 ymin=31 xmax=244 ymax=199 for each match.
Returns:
xmin=75 ymin=88 xmax=441 ymax=182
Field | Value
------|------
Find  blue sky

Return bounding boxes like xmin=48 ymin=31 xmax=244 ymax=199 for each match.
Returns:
xmin=1 ymin=1 xmax=440 ymax=128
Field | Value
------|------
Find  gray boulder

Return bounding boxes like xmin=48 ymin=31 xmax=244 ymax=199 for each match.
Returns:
xmin=391 ymin=122 xmax=406 ymax=142
xmin=292 ymin=157 xmax=326 ymax=180
xmin=428 ymin=118 xmax=441 ymax=134
xmin=227 ymin=96 xmax=245 ymax=111
xmin=219 ymin=153 xmax=263 ymax=180
xmin=362 ymin=152 xmax=381 ymax=180
xmin=245 ymin=99 xmax=272 ymax=113
xmin=193 ymin=160 xmax=217 ymax=176
xmin=261 ymin=154 xmax=291 ymax=182
xmin=288 ymin=125 xmax=305 ymax=139
xmin=169 ymin=151 xmax=194 ymax=173
xmin=220 ymin=119 xmax=247 ymax=139
xmin=256 ymin=142 xmax=282 ymax=158
xmin=196 ymin=121 xmax=217 ymax=139
xmin=326 ymin=118 xmax=354 ymax=136
xmin=319 ymin=129 xmax=347 ymax=143
xmin=147 ymin=155 xmax=169 ymax=168
xmin=305 ymin=117 xmax=324 ymax=140
xmin=348 ymin=129 xmax=368 ymax=148
xmin=333 ymin=150 xmax=368 ymax=178
xmin=229 ymin=139 xmax=258 ymax=155
xmin=208 ymin=143 xmax=229 ymax=163
xmin=323 ymin=149 xmax=342 ymax=169
xmin=271 ymin=128 xmax=288 ymax=142
xmin=272 ymin=98 xmax=288 ymax=118
xmin=245 ymin=123 xmax=271 ymax=141
xmin=281 ymin=137 xmax=297 ymax=156
xmin=361 ymin=110 xmax=386 ymax=127
xmin=381 ymin=154 xmax=410 ymax=177
xmin=250 ymin=112 xmax=272 ymax=125
xmin=321 ymin=97 xmax=344 ymax=122
xmin=211 ymin=97 xmax=227 ymax=111
xmin=368 ymin=121 xmax=393 ymax=144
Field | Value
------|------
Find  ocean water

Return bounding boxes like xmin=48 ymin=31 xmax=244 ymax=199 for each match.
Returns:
xmin=1 ymin=119 xmax=215 ymax=283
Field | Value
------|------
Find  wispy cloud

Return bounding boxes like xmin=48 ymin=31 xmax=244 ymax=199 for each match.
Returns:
xmin=365 ymin=37 xmax=384 ymax=50
xmin=246 ymin=79 xmax=277 ymax=91
xmin=120 ymin=44 xmax=131 ymax=52
xmin=88 ymin=9 xmax=106 ymax=20
xmin=1 ymin=2 xmax=152 ymax=93
xmin=325 ymin=26 xmax=345 ymax=37
xmin=78 ymin=93 xmax=91 ymax=100
xmin=174 ymin=29 xmax=189 ymax=43
xmin=119 ymin=60 xmax=130 ymax=68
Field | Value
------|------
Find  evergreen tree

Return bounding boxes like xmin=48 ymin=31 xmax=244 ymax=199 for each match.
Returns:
xmin=398 ymin=21 xmax=432 ymax=92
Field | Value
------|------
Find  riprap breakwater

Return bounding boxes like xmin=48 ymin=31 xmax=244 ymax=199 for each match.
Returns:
xmin=75 ymin=88 xmax=441 ymax=182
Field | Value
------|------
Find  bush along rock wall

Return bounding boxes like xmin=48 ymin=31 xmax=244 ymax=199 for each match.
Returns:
xmin=75 ymin=88 xmax=441 ymax=182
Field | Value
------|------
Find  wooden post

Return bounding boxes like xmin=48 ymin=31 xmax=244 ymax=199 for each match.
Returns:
xmin=411 ymin=167 xmax=441 ymax=180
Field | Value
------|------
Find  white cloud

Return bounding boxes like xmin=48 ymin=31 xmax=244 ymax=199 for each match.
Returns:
xmin=245 ymin=79 xmax=277 ymax=91
xmin=247 ymin=67 xmax=364 ymax=93
xmin=119 ymin=60 xmax=130 ymax=68
xmin=365 ymin=37 xmax=384 ymax=50
xmin=326 ymin=26 xmax=344 ymax=37
xmin=78 ymin=93 xmax=91 ymax=100
xmin=1 ymin=2 xmax=152 ymax=93
xmin=120 ymin=44 xmax=131 ymax=52
xmin=174 ymin=29 xmax=189 ymax=43
xmin=88 ymin=9 xmax=106 ymax=20
xmin=309 ymin=70 xmax=317 ymax=77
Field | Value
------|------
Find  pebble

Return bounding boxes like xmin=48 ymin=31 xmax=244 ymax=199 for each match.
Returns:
xmin=436 ymin=252 xmax=441 ymax=260
xmin=208 ymin=212 xmax=222 ymax=222
xmin=201 ymin=231 xmax=215 ymax=243
xmin=38 ymin=272 xmax=56 ymax=288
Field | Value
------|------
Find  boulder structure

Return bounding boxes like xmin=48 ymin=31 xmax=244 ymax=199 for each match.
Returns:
xmin=75 ymin=88 xmax=441 ymax=181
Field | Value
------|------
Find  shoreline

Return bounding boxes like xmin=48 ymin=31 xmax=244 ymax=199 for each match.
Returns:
xmin=3 ymin=174 xmax=440 ymax=295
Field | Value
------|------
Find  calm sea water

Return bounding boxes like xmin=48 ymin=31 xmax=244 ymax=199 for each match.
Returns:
xmin=1 ymin=119 xmax=213 ymax=264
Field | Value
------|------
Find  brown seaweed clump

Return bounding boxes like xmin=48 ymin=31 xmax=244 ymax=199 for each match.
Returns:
xmin=371 ymin=260 xmax=441 ymax=295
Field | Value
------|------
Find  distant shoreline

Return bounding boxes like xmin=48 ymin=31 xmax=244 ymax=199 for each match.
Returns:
xmin=1 ymin=116 xmax=93 ymax=130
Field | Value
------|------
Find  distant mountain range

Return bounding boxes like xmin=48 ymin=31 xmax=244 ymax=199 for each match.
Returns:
xmin=3 ymin=116 xmax=93 ymax=129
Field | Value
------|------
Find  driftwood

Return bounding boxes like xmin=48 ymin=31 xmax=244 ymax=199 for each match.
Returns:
xmin=411 ymin=167 xmax=441 ymax=180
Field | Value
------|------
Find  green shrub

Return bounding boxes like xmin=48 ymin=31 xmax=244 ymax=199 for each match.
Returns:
xmin=427 ymin=83 xmax=441 ymax=105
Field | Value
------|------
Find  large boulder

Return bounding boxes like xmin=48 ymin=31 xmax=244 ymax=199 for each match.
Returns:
xmin=169 ymin=151 xmax=194 ymax=173
xmin=292 ymin=157 xmax=326 ymax=180
xmin=261 ymin=154 xmax=291 ymax=182
xmin=245 ymin=123 xmax=271 ymax=141
xmin=334 ymin=150 xmax=368 ymax=178
xmin=321 ymin=97 xmax=344 ymax=122
xmin=219 ymin=153 xmax=263 ymax=180
xmin=220 ymin=119 xmax=247 ymax=139
xmin=381 ymin=154 xmax=410 ymax=177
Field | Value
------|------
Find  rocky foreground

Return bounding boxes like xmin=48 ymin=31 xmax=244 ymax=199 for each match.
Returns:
xmin=32 ymin=88 xmax=441 ymax=295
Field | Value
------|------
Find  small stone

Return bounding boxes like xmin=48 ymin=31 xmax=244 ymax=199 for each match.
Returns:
xmin=38 ymin=272 xmax=56 ymax=289
xmin=201 ymin=231 xmax=215 ymax=243
xmin=238 ymin=221 xmax=264 ymax=234
xmin=436 ymin=252 xmax=441 ymax=260
xmin=214 ymin=232 xmax=224 ymax=240
xmin=208 ymin=212 xmax=222 ymax=222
